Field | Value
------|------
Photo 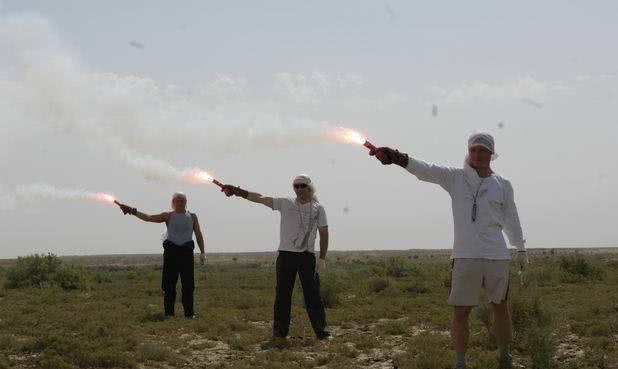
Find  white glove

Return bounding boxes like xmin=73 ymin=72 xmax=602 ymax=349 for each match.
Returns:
xmin=516 ymin=250 xmax=529 ymax=270
xmin=516 ymin=251 xmax=529 ymax=286
xmin=200 ymin=252 xmax=206 ymax=265
xmin=315 ymin=258 xmax=326 ymax=275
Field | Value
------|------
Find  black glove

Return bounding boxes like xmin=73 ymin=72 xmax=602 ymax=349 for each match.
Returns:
xmin=114 ymin=201 xmax=137 ymax=215
xmin=221 ymin=185 xmax=249 ymax=198
xmin=369 ymin=147 xmax=409 ymax=167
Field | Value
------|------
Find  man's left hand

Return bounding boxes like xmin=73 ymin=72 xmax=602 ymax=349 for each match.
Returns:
xmin=516 ymin=251 xmax=529 ymax=286
xmin=315 ymin=258 xmax=326 ymax=275
xmin=199 ymin=252 xmax=206 ymax=266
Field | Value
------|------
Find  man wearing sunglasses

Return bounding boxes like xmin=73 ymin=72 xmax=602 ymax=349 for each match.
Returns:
xmin=370 ymin=133 xmax=526 ymax=369
xmin=220 ymin=174 xmax=331 ymax=347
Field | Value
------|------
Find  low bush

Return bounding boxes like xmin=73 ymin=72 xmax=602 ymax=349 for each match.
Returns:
xmin=367 ymin=277 xmax=390 ymax=293
xmin=4 ymin=254 xmax=82 ymax=290
xmin=558 ymin=254 xmax=605 ymax=283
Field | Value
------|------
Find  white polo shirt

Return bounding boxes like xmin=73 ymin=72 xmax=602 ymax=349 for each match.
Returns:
xmin=406 ymin=158 xmax=525 ymax=259
xmin=272 ymin=198 xmax=328 ymax=253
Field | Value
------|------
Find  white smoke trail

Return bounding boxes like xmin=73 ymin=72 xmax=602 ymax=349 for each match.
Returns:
xmin=115 ymin=146 xmax=218 ymax=185
xmin=15 ymin=184 xmax=116 ymax=203
xmin=0 ymin=13 xmax=327 ymax=160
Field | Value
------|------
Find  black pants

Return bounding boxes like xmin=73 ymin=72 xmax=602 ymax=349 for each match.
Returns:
xmin=161 ymin=242 xmax=195 ymax=317
xmin=273 ymin=251 xmax=329 ymax=338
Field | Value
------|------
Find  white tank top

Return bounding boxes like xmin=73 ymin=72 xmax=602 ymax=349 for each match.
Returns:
xmin=165 ymin=212 xmax=194 ymax=245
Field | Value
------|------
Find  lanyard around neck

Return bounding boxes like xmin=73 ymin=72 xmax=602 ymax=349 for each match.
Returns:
xmin=471 ymin=178 xmax=486 ymax=223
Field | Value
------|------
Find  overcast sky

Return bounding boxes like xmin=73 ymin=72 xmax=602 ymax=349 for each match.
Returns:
xmin=1 ymin=1 xmax=617 ymax=258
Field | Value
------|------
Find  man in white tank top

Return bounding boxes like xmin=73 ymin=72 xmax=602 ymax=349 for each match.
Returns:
xmin=370 ymin=134 xmax=527 ymax=369
xmin=221 ymin=175 xmax=331 ymax=347
xmin=115 ymin=192 xmax=205 ymax=319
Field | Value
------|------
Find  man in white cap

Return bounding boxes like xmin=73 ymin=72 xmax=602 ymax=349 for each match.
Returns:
xmin=220 ymin=175 xmax=331 ymax=347
xmin=370 ymin=133 xmax=526 ymax=369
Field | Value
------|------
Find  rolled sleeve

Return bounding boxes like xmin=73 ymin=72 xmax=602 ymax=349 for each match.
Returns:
xmin=317 ymin=205 xmax=328 ymax=227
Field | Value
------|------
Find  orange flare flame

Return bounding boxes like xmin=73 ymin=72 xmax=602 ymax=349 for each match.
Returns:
xmin=183 ymin=168 xmax=215 ymax=184
xmin=94 ymin=193 xmax=116 ymax=203
xmin=331 ymin=127 xmax=368 ymax=145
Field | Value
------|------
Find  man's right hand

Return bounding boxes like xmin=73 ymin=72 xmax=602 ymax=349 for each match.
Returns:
xmin=221 ymin=185 xmax=249 ymax=198
xmin=114 ymin=201 xmax=136 ymax=215
xmin=369 ymin=147 xmax=409 ymax=167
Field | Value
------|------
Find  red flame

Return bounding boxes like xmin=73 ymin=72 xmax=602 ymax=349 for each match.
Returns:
xmin=93 ymin=193 xmax=116 ymax=203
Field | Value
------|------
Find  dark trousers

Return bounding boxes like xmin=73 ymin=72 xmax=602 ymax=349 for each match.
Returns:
xmin=273 ymin=251 xmax=329 ymax=338
xmin=161 ymin=243 xmax=195 ymax=317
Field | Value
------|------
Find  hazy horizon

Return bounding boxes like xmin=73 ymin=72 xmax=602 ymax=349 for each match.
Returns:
xmin=1 ymin=1 xmax=617 ymax=258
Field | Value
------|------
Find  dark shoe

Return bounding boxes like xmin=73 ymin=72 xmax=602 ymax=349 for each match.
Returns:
xmin=498 ymin=353 xmax=513 ymax=369
xmin=184 ymin=315 xmax=197 ymax=320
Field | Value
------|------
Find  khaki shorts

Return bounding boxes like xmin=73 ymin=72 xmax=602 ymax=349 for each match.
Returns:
xmin=448 ymin=258 xmax=511 ymax=306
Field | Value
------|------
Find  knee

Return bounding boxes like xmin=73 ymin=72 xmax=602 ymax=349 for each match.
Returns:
xmin=453 ymin=307 xmax=472 ymax=322
xmin=491 ymin=301 xmax=509 ymax=316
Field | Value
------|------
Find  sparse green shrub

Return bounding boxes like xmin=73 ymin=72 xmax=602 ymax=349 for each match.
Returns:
xmin=527 ymin=327 xmax=557 ymax=369
xmin=320 ymin=281 xmax=340 ymax=308
xmin=385 ymin=257 xmax=407 ymax=277
xmin=126 ymin=271 xmax=137 ymax=280
xmin=37 ymin=349 xmax=74 ymax=369
xmin=533 ymin=268 xmax=555 ymax=287
xmin=394 ymin=333 xmax=452 ymax=369
xmin=403 ymin=281 xmax=430 ymax=295
xmin=93 ymin=272 xmax=112 ymax=284
xmin=511 ymin=294 xmax=557 ymax=368
xmin=367 ymin=277 xmax=389 ymax=293
xmin=5 ymin=254 xmax=82 ymax=290
xmin=559 ymin=254 xmax=605 ymax=283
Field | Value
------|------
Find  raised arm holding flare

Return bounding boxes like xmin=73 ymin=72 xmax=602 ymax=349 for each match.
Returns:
xmin=370 ymin=133 xmax=526 ymax=369
xmin=221 ymin=175 xmax=331 ymax=347
xmin=115 ymin=192 xmax=205 ymax=319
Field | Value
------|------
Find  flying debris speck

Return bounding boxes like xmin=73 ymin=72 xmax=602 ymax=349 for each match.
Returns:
xmin=129 ymin=41 xmax=144 ymax=49
xmin=384 ymin=4 xmax=395 ymax=20
xmin=498 ymin=122 xmax=504 ymax=129
xmin=343 ymin=206 xmax=349 ymax=214
xmin=520 ymin=98 xmax=543 ymax=109
xmin=432 ymin=104 xmax=438 ymax=117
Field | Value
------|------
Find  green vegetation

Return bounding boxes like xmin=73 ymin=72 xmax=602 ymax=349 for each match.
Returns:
xmin=4 ymin=254 xmax=83 ymax=290
xmin=0 ymin=249 xmax=615 ymax=368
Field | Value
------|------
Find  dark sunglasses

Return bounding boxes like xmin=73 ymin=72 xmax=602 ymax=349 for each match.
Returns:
xmin=293 ymin=183 xmax=308 ymax=189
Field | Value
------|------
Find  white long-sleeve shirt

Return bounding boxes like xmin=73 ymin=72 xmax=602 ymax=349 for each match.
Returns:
xmin=406 ymin=157 xmax=525 ymax=259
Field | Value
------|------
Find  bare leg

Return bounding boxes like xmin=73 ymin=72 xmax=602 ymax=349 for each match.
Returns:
xmin=492 ymin=300 xmax=512 ymax=368
xmin=452 ymin=306 xmax=473 ymax=367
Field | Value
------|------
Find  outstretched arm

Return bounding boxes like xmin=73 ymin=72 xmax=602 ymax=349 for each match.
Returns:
xmin=115 ymin=201 xmax=168 ymax=223
xmin=369 ymin=147 xmax=458 ymax=192
xmin=220 ymin=185 xmax=274 ymax=209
